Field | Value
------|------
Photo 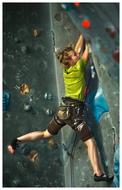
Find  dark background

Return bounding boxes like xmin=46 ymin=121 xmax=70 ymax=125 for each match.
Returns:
xmin=3 ymin=3 xmax=64 ymax=187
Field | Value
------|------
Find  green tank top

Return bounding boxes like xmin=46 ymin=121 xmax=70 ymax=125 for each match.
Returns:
xmin=63 ymin=58 xmax=86 ymax=101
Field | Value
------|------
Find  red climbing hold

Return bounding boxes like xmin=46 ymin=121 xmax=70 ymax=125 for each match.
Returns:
xmin=105 ymin=25 xmax=116 ymax=38
xmin=73 ymin=2 xmax=80 ymax=7
xmin=112 ymin=49 xmax=119 ymax=63
xmin=81 ymin=19 xmax=91 ymax=29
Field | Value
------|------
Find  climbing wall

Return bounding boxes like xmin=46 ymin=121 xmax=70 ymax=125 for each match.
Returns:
xmin=3 ymin=2 xmax=119 ymax=188
xmin=51 ymin=3 xmax=119 ymax=187
xmin=3 ymin=3 xmax=64 ymax=187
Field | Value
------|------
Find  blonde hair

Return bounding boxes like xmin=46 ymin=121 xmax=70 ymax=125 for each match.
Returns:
xmin=56 ymin=44 xmax=74 ymax=67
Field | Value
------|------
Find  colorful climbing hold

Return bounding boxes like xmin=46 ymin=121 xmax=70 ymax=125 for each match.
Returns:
xmin=20 ymin=83 xmax=30 ymax=95
xmin=81 ymin=19 xmax=91 ymax=29
xmin=73 ymin=2 xmax=80 ymax=7
xmin=112 ymin=49 xmax=119 ymax=63
xmin=61 ymin=3 xmax=73 ymax=11
xmin=105 ymin=25 xmax=116 ymax=38
xmin=3 ymin=91 xmax=10 ymax=112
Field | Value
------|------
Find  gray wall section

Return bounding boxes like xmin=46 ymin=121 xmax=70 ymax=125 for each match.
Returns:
xmin=50 ymin=3 xmax=119 ymax=187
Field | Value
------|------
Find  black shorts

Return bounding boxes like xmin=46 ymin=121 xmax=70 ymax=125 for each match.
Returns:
xmin=48 ymin=115 xmax=65 ymax=135
xmin=48 ymin=116 xmax=92 ymax=142
xmin=48 ymin=97 xmax=93 ymax=141
xmin=75 ymin=121 xmax=93 ymax=142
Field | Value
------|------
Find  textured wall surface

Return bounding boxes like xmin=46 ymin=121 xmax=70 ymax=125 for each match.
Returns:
xmin=3 ymin=3 xmax=64 ymax=187
xmin=50 ymin=3 xmax=119 ymax=187
xmin=3 ymin=2 xmax=119 ymax=188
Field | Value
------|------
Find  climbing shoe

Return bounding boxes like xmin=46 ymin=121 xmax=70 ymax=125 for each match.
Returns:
xmin=94 ymin=173 xmax=114 ymax=182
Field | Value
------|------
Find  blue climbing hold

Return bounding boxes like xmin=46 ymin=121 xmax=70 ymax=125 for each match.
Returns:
xmin=3 ymin=91 xmax=10 ymax=112
xmin=113 ymin=144 xmax=120 ymax=187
